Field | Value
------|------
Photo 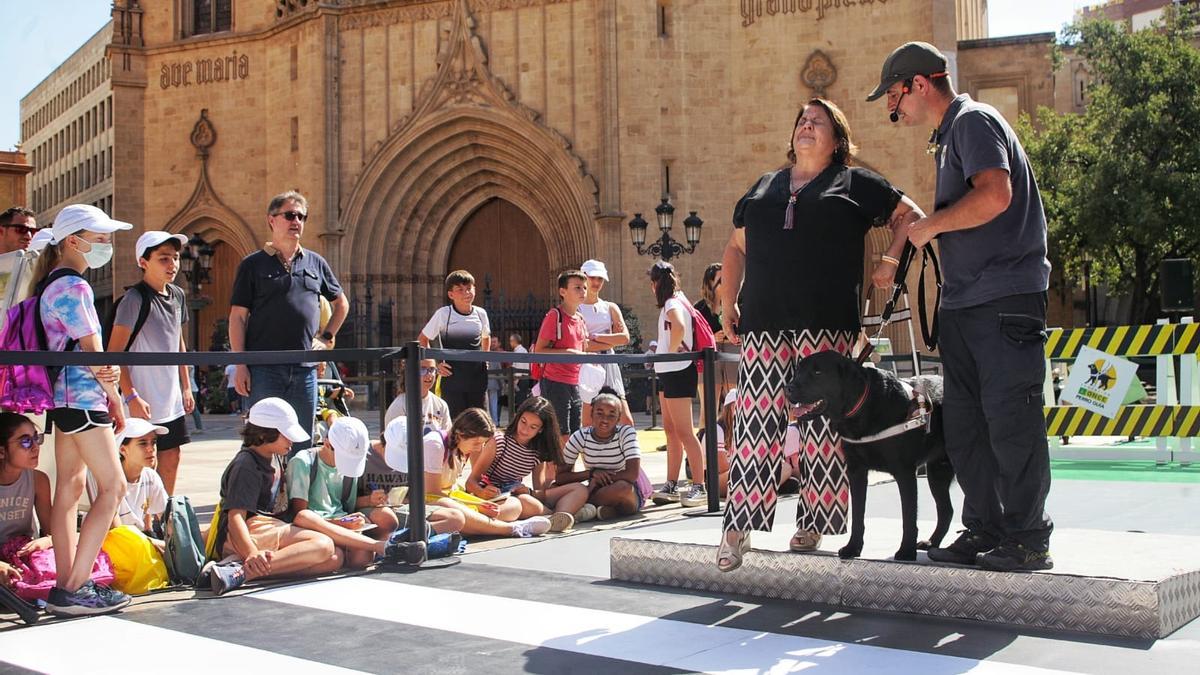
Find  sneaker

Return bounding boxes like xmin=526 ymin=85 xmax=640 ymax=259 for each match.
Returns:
xmin=510 ymin=516 xmax=552 ymax=538
xmin=197 ymin=560 xmax=217 ymax=588
xmin=680 ymin=482 xmax=708 ymax=507
xmin=85 ymin=580 xmax=130 ymax=608
xmin=45 ymin=582 xmax=130 ymax=617
xmin=651 ymin=480 xmax=681 ymax=505
xmin=548 ymin=511 xmax=575 ymax=533
xmin=574 ymin=503 xmax=599 ymax=523
xmin=210 ymin=562 xmax=247 ymax=596
xmin=978 ymin=541 xmax=1054 ymax=572
xmin=385 ymin=530 xmax=429 ymax=564
xmin=927 ymin=529 xmax=1000 ymax=566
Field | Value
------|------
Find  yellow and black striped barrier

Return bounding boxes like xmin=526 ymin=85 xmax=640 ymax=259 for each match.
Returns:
xmin=1045 ymin=323 xmax=1200 ymax=359
xmin=1045 ymin=405 xmax=1186 ymax=437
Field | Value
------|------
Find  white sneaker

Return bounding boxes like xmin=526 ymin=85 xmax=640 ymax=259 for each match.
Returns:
xmin=575 ymin=503 xmax=599 ymax=523
xmin=680 ymin=483 xmax=708 ymax=507
xmin=511 ymin=516 xmax=552 ymax=538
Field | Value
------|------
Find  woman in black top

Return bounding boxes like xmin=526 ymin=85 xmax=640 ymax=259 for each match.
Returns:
xmin=716 ymin=98 xmax=925 ymax=572
xmin=694 ymin=263 xmax=737 ymax=430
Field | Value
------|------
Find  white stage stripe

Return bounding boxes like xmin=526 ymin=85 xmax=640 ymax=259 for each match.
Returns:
xmin=258 ymin=577 xmax=1079 ymax=675
xmin=0 ymin=615 xmax=367 ymax=675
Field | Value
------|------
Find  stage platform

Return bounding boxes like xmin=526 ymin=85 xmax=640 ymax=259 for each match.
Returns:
xmin=610 ymin=517 xmax=1200 ymax=639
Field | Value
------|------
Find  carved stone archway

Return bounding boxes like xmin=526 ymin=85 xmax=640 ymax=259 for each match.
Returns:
xmin=340 ymin=0 xmax=599 ymax=338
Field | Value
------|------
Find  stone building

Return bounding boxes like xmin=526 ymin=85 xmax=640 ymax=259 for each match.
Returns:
xmin=0 ymin=151 xmax=33 ymax=211
xmin=25 ymin=0 xmax=1056 ymax=352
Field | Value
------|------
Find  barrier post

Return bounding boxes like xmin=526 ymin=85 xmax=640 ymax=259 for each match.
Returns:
xmin=1156 ymin=318 xmax=1177 ymax=465
xmin=702 ymin=348 xmax=720 ymax=513
xmin=1179 ymin=317 xmax=1198 ymax=465
xmin=404 ymin=341 xmax=428 ymax=555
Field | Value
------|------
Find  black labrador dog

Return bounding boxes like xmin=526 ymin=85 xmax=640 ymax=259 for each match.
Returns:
xmin=785 ymin=351 xmax=955 ymax=561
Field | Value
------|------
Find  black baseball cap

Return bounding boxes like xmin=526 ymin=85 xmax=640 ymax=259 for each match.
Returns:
xmin=866 ymin=42 xmax=949 ymax=101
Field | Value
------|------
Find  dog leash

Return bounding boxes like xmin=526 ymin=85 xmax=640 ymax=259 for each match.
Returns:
xmin=856 ymin=242 xmax=941 ymax=366
xmin=841 ymin=380 xmax=932 ymax=444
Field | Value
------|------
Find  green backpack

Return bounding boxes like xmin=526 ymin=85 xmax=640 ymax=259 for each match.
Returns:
xmin=162 ymin=495 xmax=207 ymax=586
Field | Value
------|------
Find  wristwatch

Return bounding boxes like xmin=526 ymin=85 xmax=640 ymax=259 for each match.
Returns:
xmin=320 ymin=330 xmax=334 ymax=342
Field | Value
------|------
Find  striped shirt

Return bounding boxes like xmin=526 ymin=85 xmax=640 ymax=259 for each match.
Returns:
xmin=562 ymin=425 xmax=640 ymax=472
xmin=486 ymin=433 xmax=541 ymax=485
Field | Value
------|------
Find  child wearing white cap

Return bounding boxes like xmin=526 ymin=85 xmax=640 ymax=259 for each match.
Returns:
xmin=284 ymin=415 xmax=410 ymax=569
xmin=204 ymin=398 xmax=344 ymax=595
xmin=33 ymin=204 xmax=134 ymax=617
xmin=107 ymin=230 xmax=193 ymax=496
xmin=85 ymin=418 xmax=170 ymax=541
xmin=578 ymin=259 xmax=635 ymax=428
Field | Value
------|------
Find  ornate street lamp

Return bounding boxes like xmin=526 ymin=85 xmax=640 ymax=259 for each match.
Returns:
xmin=628 ymin=197 xmax=702 ymax=262
xmin=180 ymin=233 xmax=214 ymax=350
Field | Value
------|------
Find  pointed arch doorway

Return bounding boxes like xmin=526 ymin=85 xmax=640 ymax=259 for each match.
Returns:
xmin=448 ymin=198 xmax=554 ymax=343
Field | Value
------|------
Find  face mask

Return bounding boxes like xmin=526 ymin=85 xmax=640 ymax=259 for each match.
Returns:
xmin=77 ymin=238 xmax=114 ymax=269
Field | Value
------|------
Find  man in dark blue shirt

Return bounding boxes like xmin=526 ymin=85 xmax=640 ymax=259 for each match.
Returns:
xmin=868 ymin=42 xmax=1053 ymax=572
xmin=229 ymin=190 xmax=348 ymax=453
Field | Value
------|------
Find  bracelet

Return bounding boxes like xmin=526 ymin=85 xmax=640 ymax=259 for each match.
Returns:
xmin=123 ymin=390 xmax=139 ymax=404
xmin=880 ymin=255 xmax=900 ymax=266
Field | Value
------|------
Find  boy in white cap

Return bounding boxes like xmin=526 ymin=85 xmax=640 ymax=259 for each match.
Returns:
xmin=86 ymin=417 xmax=170 ymax=541
xmin=107 ymin=230 xmax=194 ymax=495
xmin=204 ymin=397 xmax=343 ymax=595
xmin=286 ymin=415 xmax=412 ymax=568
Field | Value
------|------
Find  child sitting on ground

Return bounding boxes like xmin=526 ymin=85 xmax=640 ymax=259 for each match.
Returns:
xmin=465 ymin=396 xmax=588 ymax=532
xmin=383 ymin=357 xmax=451 ymax=432
xmin=85 ymin=418 xmax=170 ymax=545
xmin=555 ymin=390 xmax=648 ymax=521
xmin=386 ymin=408 xmax=552 ymax=538
xmin=203 ymin=398 xmax=346 ymax=595
xmin=0 ymin=413 xmax=53 ymax=621
xmin=285 ymin=415 xmax=407 ymax=569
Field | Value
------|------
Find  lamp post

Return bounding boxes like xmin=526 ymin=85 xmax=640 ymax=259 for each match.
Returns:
xmin=628 ymin=197 xmax=703 ymax=262
xmin=179 ymin=233 xmax=214 ymax=350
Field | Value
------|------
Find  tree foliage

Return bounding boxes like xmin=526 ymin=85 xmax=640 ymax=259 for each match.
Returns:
xmin=1017 ymin=7 xmax=1200 ymax=323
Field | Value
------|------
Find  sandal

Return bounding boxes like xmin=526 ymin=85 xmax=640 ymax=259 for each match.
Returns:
xmin=716 ymin=531 xmax=752 ymax=573
xmin=789 ymin=529 xmax=822 ymax=552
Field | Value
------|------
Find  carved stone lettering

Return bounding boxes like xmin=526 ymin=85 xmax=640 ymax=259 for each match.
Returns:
xmin=160 ymin=51 xmax=251 ymax=89
xmin=742 ymin=0 xmax=887 ymax=27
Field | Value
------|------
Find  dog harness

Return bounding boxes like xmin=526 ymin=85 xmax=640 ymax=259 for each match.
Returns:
xmin=841 ymin=379 xmax=933 ymax=444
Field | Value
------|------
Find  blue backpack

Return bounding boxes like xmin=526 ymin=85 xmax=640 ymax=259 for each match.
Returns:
xmin=162 ymin=495 xmax=207 ymax=586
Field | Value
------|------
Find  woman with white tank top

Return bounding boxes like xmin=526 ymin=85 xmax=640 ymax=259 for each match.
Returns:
xmin=578 ymin=260 xmax=635 ymax=427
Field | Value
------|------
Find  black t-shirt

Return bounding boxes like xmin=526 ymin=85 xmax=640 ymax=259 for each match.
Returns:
xmin=230 ymin=247 xmax=342 ymax=352
xmin=215 ymin=446 xmax=282 ymax=553
xmin=694 ymin=299 xmax=722 ymax=333
xmin=732 ymin=165 xmax=902 ymax=333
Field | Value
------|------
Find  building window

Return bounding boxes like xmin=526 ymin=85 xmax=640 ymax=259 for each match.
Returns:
xmin=187 ymin=0 xmax=232 ymax=37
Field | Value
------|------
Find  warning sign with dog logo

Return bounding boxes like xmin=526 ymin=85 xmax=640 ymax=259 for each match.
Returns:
xmin=1060 ymin=346 xmax=1139 ymax=418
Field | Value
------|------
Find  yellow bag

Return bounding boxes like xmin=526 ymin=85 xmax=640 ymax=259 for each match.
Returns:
xmin=426 ymin=488 xmax=496 ymax=513
xmin=101 ymin=525 xmax=170 ymax=595
xmin=204 ymin=501 xmax=223 ymax=561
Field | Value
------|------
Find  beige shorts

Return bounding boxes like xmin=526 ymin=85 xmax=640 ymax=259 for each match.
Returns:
xmin=222 ymin=516 xmax=296 ymax=557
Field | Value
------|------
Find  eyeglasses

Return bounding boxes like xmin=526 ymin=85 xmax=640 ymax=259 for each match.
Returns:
xmin=14 ymin=433 xmax=45 ymax=449
xmin=3 ymin=225 xmax=37 ymax=236
xmin=272 ymin=210 xmax=308 ymax=223
xmin=420 ymin=367 xmax=438 ymax=376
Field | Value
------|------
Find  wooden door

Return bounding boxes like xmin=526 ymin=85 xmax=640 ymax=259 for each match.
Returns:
xmin=448 ymin=199 xmax=552 ymax=300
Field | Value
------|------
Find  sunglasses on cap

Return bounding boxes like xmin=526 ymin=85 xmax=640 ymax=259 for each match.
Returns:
xmin=272 ymin=210 xmax=308 ymax=222
xmin=13 ymin=433 xmax=45 ymax=450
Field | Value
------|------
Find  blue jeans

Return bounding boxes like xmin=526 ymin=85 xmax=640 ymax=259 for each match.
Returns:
xmin=248 ymin=364 xmax=317 ymax=453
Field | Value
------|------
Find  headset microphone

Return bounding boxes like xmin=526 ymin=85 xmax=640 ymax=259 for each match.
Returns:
xmin=889 ymin=78 xmax=913 ymax=124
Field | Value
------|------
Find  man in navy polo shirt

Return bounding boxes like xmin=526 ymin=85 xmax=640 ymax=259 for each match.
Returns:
xmin=868 ymin=42 xmax=1054 ymax=572
xmin=229 ymin=190 xmax=349 ymax=453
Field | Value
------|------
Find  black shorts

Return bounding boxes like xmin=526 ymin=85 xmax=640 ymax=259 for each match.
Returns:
xmin=657 ymin=364 xmax=698 ymax=399
xmin=47 ymin=408 xmax=113 ymax=435
xmin=540 ymin=378 xmax=582 ymax=435
xmin=157 ymin=415 xmax=191 ymax=451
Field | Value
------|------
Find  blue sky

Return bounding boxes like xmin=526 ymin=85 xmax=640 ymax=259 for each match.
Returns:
xmin=0 ymin=0 xmax=1095 ymax=153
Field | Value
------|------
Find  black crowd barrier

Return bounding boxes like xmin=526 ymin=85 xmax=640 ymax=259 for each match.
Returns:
xmin=0 ymin=344 xmax=739 ymax=563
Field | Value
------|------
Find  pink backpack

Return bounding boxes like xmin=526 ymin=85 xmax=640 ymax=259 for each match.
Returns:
xmin=0 ymin=269 xmax=82 ymax=414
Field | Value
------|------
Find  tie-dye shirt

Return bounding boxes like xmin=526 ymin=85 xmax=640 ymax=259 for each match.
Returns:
xmin=39 ymin=273 xmax=107 ymax=411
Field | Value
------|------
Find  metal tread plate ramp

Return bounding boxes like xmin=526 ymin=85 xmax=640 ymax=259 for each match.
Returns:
xmin=610 ymin=518 xmax=1200 ymax=639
